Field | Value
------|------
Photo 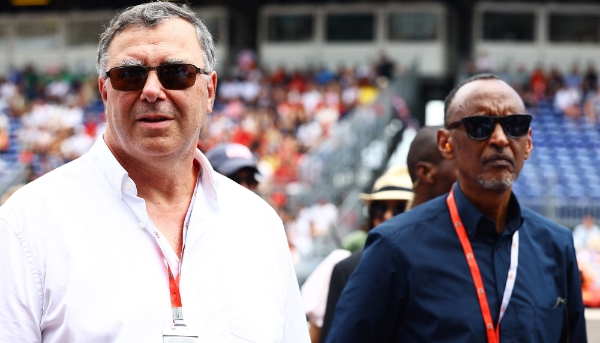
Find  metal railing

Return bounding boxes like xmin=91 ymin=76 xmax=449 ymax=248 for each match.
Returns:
xmin=292 ymin=72 xmax=419 ymax=285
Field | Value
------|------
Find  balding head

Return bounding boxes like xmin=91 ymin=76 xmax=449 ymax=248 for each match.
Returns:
xmin=407 ymin=126 xmax=443 ymax=182
xmin=407 ymin=126 xmax=458 ymax=208
xmin=444 ymin=74 xmax=502 ymax=125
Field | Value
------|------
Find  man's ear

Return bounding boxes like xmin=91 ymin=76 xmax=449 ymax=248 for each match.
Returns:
xmin=415 ymin=161 xmax=435 ymax=185
xmin=438 ymin=128 xmax=454 ymax=160
xmin=524 ymin=127 xmax=533 ymax=160
xmin=98 ymin=76 xmax=108 ymax=106
xmin=206 ymin=71 xmax=218 ymax=113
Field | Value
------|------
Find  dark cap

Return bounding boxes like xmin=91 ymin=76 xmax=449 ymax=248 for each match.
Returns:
xmin=205 ymin=143 xmax=260 ymax=176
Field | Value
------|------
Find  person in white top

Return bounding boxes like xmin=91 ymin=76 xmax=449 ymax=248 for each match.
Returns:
xmin=0 ymin=3 xmax=309 ymax=343
xmin=573 ymin=214 xmax=600 ymax=252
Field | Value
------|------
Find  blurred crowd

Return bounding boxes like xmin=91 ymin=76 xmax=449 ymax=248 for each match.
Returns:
xmin=0 ymin=52 xmax=398 ymax=262
xmin=460 ymin=54 xmax=600 ymax=124
xmin=0 ymin=65 xmax=104 ymax=179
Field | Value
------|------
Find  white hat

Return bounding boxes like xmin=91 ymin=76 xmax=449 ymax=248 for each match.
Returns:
xmin=359 ymin=166 xmax=414 ymax=202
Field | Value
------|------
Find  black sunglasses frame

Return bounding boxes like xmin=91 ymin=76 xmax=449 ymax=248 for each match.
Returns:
xmin=105 ymin=63 xmax=209 ymax=91
xmin=446 ymin=114 xmax=532 ymax=141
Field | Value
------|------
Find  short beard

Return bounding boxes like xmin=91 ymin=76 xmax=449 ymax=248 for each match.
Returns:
xmin=475 ymin=174 xmax=516 ymax=191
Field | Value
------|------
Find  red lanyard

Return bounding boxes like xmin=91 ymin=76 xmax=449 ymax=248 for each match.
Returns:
xmin=447 ymin=188 xmax=499 ymax=343
xmin=168 ymin=263 xmax=186 ymax=327
xmin=168 ymin=266 xmax=183 ymax=307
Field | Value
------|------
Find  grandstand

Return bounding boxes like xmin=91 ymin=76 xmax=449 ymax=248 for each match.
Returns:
xmin=514 ymin=102 xmax=600 ymax=228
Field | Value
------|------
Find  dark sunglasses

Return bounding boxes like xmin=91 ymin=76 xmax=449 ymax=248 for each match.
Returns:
xmin=446 ymin=114 xmax=532 ymax=140
xmin=370 ymin=201 xmax=406 ymax=220
xmin=105 ymin=63 xmax=209 ymax=91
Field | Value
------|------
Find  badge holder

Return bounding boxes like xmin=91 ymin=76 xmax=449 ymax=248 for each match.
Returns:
xmin=162 ymin=307 xmax=199 ymax=342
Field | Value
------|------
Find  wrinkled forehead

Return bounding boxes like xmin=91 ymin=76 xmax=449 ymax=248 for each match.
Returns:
xmin=449 ymin=79 xmax=525 ymax=122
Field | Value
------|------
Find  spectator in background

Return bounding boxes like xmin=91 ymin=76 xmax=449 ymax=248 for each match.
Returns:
xmin=573 ymin=214 xmax=600 ymax=252
xmin=376 ymin=53 xmax=396 ymax=80
xmin=565 ymin=65 xmax=582 ymax=89
xmin=554 ymin=78 xmax=582 ymax=118
xmin=206 ymin=142 xmax=261 ymax=192
xmin=573 ymin=215 xmax=600 ymax=308
xmin=0 ymin=111 xmax=9 ymax=152
xmin=406 ymin=126 xmax=458 ymax=209
xmin=545 ymin=67 xmax=563 ymax=99
xmin=305 ymin=166 xmax=414 ymax=343
xmin=584 ymin=85 xmax=600 ymax=124
xmin=583 ymin=62 xmax=598 ymax=94
xmin=529 ymin=66 xmax=547 ymax=104
xmin=310 ymin=198 xmax=339 ymax=239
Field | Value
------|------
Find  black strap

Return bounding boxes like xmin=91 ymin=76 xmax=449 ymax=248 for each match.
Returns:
xmin=374 ymin=186 xmax=413 ymax=193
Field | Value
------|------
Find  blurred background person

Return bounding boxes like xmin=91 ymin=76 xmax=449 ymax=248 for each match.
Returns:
xmin=406 ymin=126 xmax=458 ymax=209
xmin=205 ymin=142 xmax=261 ymax=192
xmin=305 ymin=166 xmax=413 ymax=343
xmin=574 ymin=215 xmax=600 ymax=308
xmin=574 ymin=214 xmax=600 ymax=252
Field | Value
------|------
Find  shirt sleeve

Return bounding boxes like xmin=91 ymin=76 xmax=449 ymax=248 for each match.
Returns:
xmin=565 ymin=234 xmax=588 ymax=343
xmin=0 ymin=219 xmax=42 ymax=343
xmin=325 ymin=231 xmax=405 ymax=343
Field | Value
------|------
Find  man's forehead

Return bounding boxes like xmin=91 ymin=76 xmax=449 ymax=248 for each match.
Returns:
xmin=450 ymin=79 xmax=524 ymax=118
xmin=107 ymin=18 xmax=202 ymax=67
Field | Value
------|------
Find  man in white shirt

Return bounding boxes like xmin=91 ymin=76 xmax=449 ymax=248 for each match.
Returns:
xmin=0 ymin=3 xmax=309 ymax=343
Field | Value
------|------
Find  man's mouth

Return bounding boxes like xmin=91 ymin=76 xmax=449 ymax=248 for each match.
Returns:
xmin=483 ymin=154 xmax=514 ymax=167
xmin=139 ymin=116 xmax=170 ymax=122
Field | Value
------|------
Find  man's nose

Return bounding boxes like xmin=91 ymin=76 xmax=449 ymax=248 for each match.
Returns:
xmin=488 ymin=122 xmax=509 ymax=147
xmin=140 ymin=71 xmax=165 ymax=102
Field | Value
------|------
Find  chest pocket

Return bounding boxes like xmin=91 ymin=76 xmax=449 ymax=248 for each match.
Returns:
xmin=534 ymin=305 xmax=565 ymax=343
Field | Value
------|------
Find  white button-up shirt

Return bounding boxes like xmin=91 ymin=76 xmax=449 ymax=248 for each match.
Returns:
xmin=0 ymin=138 xmax=309 ymax=343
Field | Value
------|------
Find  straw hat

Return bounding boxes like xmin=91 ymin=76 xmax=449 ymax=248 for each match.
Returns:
xmin=359 ymin=166 xmax=414 ymax=202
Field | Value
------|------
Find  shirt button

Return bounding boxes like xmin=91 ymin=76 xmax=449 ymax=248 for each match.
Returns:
xmin=115 ymin=187 xmax=121 ymax=195
xmin=140 ymin=222 xmax=146 ymax=229
xmin=125 ymin=182 xmax=132 ymax=190
xmin=496 ymin=245 xmax=501 ymax=251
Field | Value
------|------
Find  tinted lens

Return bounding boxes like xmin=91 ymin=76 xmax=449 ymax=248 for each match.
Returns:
xmin=461 ymin=115 xmax=531 ymax=140
xmin=158 ymin=64 xmax=197 ymax=90
xmin=463 ymin=116 xmax=495 ymax=140
xmin=108 ymin=66 xmax=147 ymax=91
xmin=370 ymin=202 xmax=387 ymax=220
xmin=370 ymin=201 xmax=406 ymax=220
xmin=502 ymin=114 xmax=532 ymax=138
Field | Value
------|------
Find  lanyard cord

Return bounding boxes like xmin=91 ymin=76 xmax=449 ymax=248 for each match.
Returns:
xmin=155 ymin=168 xmax=201 ymax=328
xmin=447 ymin=188 xmax=519 ymax=343
xmin=168 ymin=265 xmax=186 ymax=327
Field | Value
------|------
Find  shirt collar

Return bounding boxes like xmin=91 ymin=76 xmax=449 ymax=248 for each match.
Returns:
xmin=85 ymin=136 xmax=218 ymax=203
xmin=452 ymin=182 xmax=523 ymax=240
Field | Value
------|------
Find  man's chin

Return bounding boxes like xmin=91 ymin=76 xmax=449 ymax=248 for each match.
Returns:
xmin=475 ymin=174 xmax=516 ymax=191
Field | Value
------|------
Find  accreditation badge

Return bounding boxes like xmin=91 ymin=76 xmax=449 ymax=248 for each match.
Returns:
xmin=163 ymin=327 xmax=199 ymax=343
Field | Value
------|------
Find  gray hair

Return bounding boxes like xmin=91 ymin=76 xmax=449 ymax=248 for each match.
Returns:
xmin=97 ymin=1 xmax=216 ymax=76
